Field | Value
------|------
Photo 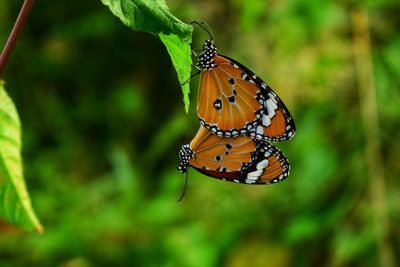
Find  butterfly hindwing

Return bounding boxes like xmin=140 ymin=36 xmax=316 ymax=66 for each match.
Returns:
xmin=220 ymin=55 xmax=296 ymax=142
xmin=238 ymin=142 xmax=290 ymax=184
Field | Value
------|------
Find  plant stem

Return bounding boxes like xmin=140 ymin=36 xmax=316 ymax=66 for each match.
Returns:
xmin=0 ymin=0 xmax=36 ymax=76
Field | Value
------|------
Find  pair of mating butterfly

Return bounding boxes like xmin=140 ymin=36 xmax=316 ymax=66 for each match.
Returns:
xmin=177 ymin=22 xmax=295 ymax=192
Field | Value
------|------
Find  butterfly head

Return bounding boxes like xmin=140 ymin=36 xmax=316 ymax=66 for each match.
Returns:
xmin=202 ymin=39 xmax=215 ymax=49
xmin=177 ymin=144 xmax=195 ymax=173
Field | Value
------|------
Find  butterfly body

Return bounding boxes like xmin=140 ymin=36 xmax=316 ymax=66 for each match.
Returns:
xmin=196 ymin=39 xmax=296 ymax=142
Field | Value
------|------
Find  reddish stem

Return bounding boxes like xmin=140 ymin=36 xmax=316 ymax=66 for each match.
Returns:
xmin=0 ymin=0 xmax=36 ymax=76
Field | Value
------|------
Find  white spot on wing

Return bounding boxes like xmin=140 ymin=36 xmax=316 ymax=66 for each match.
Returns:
xmin=271 ymin=99 xmax=278 ymax=110
xmin=246 ymin=174 xmax=258 ymax=181
xmin=256 ymin=159 xmax=269 ymax=170
xmin=247 ymin=169 xmax=263 ymax=179
xmin=267 ymin=92 xmax=276 ymax=100
xmin=266 ymin=99 xmax=276 ymax=118
xmin=256 ymin=125 xmax=264 ymax=135
xmin=262 ymin=114 xmax=271 ymax=127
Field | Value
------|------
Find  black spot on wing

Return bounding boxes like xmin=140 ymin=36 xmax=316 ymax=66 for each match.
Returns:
xmin=213 ymin=98 xmax=222 ymax=110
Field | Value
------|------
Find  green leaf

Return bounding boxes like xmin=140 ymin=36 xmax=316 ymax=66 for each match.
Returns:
xmin=101 ymin=0 xmax=193 ymax=112
xmin=159 ymin=33 xmax=192 ymax=112
xmin=0 ymin=81 xmax=43 ymax=233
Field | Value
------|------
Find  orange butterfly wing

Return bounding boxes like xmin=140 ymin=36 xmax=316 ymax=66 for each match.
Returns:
xmin=239 ymin=143 xmax=290 ymax=184
xmin=186 ymin=126 xmax=290 ymax=184
xmin=189 ymin=125 xmax=256 ymax=172
xmin=220 ymin=55 xmax=296 ymax=142
xmin=197 ymin=55 xmax=264 ymax=135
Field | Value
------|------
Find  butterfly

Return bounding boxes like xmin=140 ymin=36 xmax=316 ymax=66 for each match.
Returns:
xmin=177 ymin=125 xmax=290 ymax=184
xmin=194 ymin=24 xmax=295 ymax=142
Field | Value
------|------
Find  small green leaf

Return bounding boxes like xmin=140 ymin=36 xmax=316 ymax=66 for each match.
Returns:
xmin=159 ymin=33 xmax=192 ymax=113
xmin=101 ymin=0 xmax=193 ymax=112
xmin=0 ymin=81 xmax=43 ymax=233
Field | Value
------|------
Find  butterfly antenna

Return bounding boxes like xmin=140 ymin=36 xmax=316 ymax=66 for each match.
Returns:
xmin=177 ymin=171 xmax=189 ymax=202
xmin=200 ymin=21 xmax=213 ymax=39
xmin=191 ymin=21 xmax=213 ymax=40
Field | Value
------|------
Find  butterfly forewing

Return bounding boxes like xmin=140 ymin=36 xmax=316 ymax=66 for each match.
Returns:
xmin=189 ymin=126 xmax=256 ymax=172
xmin=197 ymin=55 xmax=264 ymax=135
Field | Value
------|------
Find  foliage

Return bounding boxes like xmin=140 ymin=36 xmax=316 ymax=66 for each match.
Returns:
xmin=0 ymin=0 xmax=399 ymax=266
xmin=101 ymin=0 xmax=192 ymax=112
xmin=0 ymin=81 xmax=42 ymax=233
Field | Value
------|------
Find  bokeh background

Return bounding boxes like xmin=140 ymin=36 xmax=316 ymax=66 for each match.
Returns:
xmin=1 ymin=0 xmax=399 ymax=266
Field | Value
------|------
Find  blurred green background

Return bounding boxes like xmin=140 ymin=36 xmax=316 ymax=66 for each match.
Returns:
xmin=1 ymin=0 xmax=399 ymax=266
